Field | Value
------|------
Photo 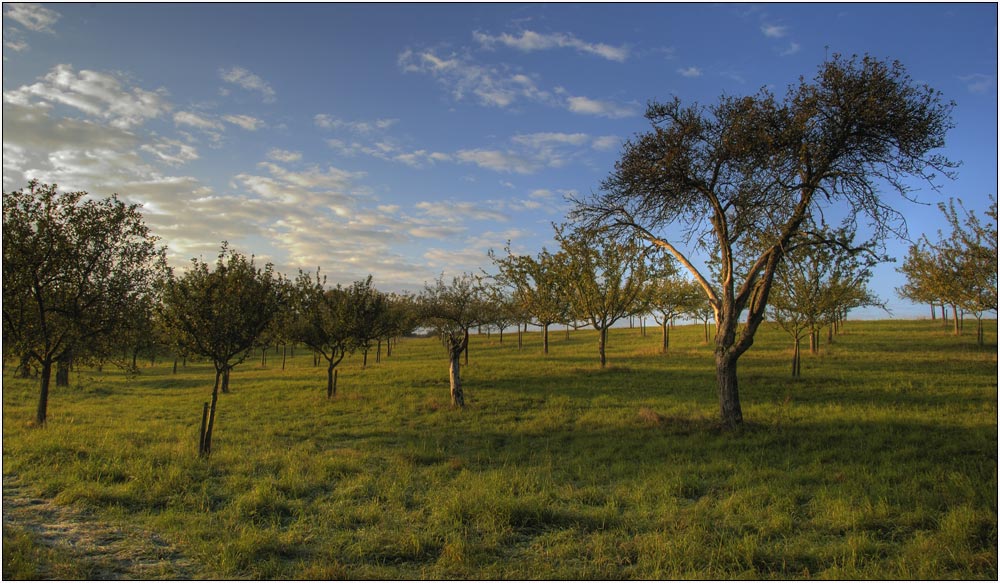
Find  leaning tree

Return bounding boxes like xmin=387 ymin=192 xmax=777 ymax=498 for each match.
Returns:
xmin=3 ymin=180 xmax=167 ymax=426
xmin=419 ymin=273 xmax=488 ymax=408
xmin=572 ymin=54 xmax=956 ymax=427
xmin=158 ymin=243 xmax=284 ymax=456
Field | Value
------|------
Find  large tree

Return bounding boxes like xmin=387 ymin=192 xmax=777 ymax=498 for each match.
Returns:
xmin=556 ymin=224 xmax=650 ymax=367
xmin=158 ymin=243 xmax=284 ymax=456
xmin=3 ymin=180 xmax=166 ymax=425
xmin=572 ymin=55 xmax=955 ymax=426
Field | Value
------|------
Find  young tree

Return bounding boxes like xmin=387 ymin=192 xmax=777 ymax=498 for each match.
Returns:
xmin=158 ymin=243 xmax=284 ymax=456
xmin=489 ymin=245 xmax=570 ymax=355
xmin=3 ymin=181 xmax=167 ymax=425
xmin=643 ymin=252 xmax=702 ymax=353
xmin=556 ymin=225 xmax=650 ymax=367
xmin=291 ymin=270 xmax=359 ymax=398
xmin=419 ymin=273 xmax=487 ymax=408
xmin=572 ymin=55 xmax=955 ymax=426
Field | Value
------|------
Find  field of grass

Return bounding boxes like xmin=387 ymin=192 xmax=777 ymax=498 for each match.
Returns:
xmin=3 ymin=319 xmax=997 ymax=579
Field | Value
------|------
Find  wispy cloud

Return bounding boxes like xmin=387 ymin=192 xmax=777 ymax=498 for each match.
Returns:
xmin=267 ymin=148 xmax=302 ymax=163
xmin=958 ymin=73 xmax=997 ymax=93
xmin=398 ymin=48 xmax=551 ymax=108
xmin=779 ymin=42 xmax=801 ymax=56
xmin=473 ymin=29 xmax=628 ymax=62
xmin=223 ymin=114 xmax=264 ymax=131
xmin=314 ymin=114 xmax=398 ymax=133
xmin=219 ymin=66 xmax=276 ymax=103
xmin=565 ymin=95 xmax=639 ymax=118
xmin=3 ymin=64 xmax=169 ymax=129
xmin=174 ymin=111 xmax=224 ymax=131
xmin=4 ymin=3 xmax=60 ymax=33
xmin=760 ymin=23 xmax=787 ymax=38
xmin=678 ymin=66 xmax=702 ymax=78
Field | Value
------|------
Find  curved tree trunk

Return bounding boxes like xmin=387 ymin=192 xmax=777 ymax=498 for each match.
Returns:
xmin=326 ymin=364 xmax=337 ymax=398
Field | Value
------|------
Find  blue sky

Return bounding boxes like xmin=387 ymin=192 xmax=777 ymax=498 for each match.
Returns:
xmin=3 ymin=2 xmax=997 ymax=318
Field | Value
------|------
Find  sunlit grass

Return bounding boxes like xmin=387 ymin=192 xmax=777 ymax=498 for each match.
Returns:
xmin=3 ymin=320 xmax=997 ymax=579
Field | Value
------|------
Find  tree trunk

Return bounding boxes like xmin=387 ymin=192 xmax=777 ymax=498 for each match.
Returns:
xmin=201 ymin=369 xmax=222 ymax=456
xmin=941 ymin=303 xmax=948 ymax=326
xmin=517 ymin=324 xmax=523 ymax=350
xmin=499 ymin=327 xmax=504 ymax=345
xmin=377 ymin=340 xmax=382 ymax=364
xmin=542 ymin=323 xmax=550 ymax=355
xmin=930 ymin=304 xmax=936 ymax=320
xmin=282 ymin=345 xmax=287 ymax=370
xmin=464 ymin=329 xmax=470 ymax=366
xmin=449 ymin=349 xmax=464 ymax=408
xmin=55 ymin=355 xmax=70 ymax=387
xmin=36 ymin=358 xmax=53 ymax=426
xmin=221 ymin=368 xmax=230 ymax=394
xmin=18 ymin=354 xmax=32 ymax=378
xmin=976 ymin=317 xmax=984 ymax=347
xmin=327 ymin=363 xmax=337 ymax=398
xmin=173 ymin=358 xmax=178 ymax=375
xmin=715 ymin=351 xmax=743 ymax=427
xmin=792 ymin=337 xmax=801 ymax=378
xmin=703 ymin=320 xmax=710 ymax=344
xmin=661 ymin=321 xmax=669 ymax=353
xmin=952 ymin=305 xmax=960 ymax=335
xmin=386 ymin=338 xmax=392 ymax=358
xmin=598 ymin=326 xmax=608 ymax=368
xmin=363 ymin=349 xmax=368 ymax=368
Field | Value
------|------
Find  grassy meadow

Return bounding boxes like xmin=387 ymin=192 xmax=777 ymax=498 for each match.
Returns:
xmin=2 ymin=319 xmax=997 ymax=579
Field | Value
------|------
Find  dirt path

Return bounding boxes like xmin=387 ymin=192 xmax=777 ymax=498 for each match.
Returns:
xmin=2 ymin=474 xmax=196 ymax=579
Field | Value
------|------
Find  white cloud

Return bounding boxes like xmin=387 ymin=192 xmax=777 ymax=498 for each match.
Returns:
xmin=958 ymin=73 xmax=996 ymax=93
xmin=779 ymin=42 xmax=801 ymax=56
xmin=174 ymin=111 xmax=224 ymax=131
xmin=314 ymin=114 xmax=398 ymax=133
xmin=591 ymin=135 xmax=620 ymax=151
xmin=473 ymin=29 xmax=628 ymax=62
xmin=267 ymin=148 xmax=302 ymax=162
xmin=398 ymin=48 xmax=552 ymax=109
xmin=223 ymin=114 xmax=264 ymax=130
xmin=4 ymin=38 xmax=29 ymax=51
xmin=3 ymin=64 xmax=169 ymax=129
xmin=761 ymin=23 xmax=787 ymax=38
xmin=678 ymin=66 xmax=702 ymax=78
xmin=455 ymin=149 xmax=540 ymax=174
xmin=511 ymin=132 xmax=589 ymax=149
xmin=4 ymin=3 xmax=60 ymax=33
xmin=416 ymin=200 xmax=509 ymax=223
xmin=219 ymin=66 xmax=276 ymax=103
xmin=565 ymin=95 xmax=638 ymax=118
xmin=140 ymin=138 xmax=199 ymax=166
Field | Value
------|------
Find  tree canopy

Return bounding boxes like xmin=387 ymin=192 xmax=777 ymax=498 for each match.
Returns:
xmin=572 ymin=54 xmax=956 ymax=426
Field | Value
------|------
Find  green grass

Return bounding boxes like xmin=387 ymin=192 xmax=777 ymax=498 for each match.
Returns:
xmin=3 ymin=320 xmax=997 ymax=579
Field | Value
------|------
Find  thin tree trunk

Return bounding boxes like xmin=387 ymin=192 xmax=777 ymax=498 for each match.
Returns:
xmin=827 ymin=325 xmax=833 ymax=344
xmin=449 ymin=349 xmax=464 ymax=408
xmin=952 ymin=305 xmax=960 ymax=335
xmin=282 ymin=345 xmax=287 ymax=370
xmin=598 ymin=326 xmax=608 ymax=368
xmin=201 ymin=369 xmax=222 ymax=456
xmin=930 ymin=304 xmax=936 ymax=320
xmin=327 ymin=362 xmax=337 ymax=398
xmin=715 ymin=351 xmax=743 ymax=427
xmin=221 ymin=368 xmax=230 ymax=394
xmin=517 ymin=323 xmax=523 ymax=350
xmin=661 ymin=321 xmax=669 ymax=353
xmin=543 ymin=323 xmax=550 ymax=355
xmin=377 ymin=340 xmax=382 ymax=364
xmin=173 ymin=358 xmax=178 ymax=375
xmin=363 ymin=349 xmax=368 ymax=368
xmin=464 ymin=329 xmax=469 ymax=366
xmin=36 ymin=358 xmax=53 ymax=426
xmin=792 ymin=337 xmax=801 ymax=378
xmin=55 ymin=355 xmax=70 ymax=387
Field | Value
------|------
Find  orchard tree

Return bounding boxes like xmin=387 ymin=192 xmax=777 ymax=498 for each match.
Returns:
xmin=643 ymin=252 xmax=702 ymax=353
xmin=2 ymin=180 xmax=167 ymax=426
xmin=769 ymin=225 xmax=883 ymax=376
xmin=291 ymin=270 xmax=361 ymax=398
xmin=556 ymin=224 xmax=650 ymax=367
xmin=420 ymin=273 xmax=487 ymax=408
xmin=158 ymin=243 xmax=284 ymax=456
xmin=572 ymin=54 xmax=955 ymax=426
xmin=489 ymin=244 xmax=570 ymax=355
